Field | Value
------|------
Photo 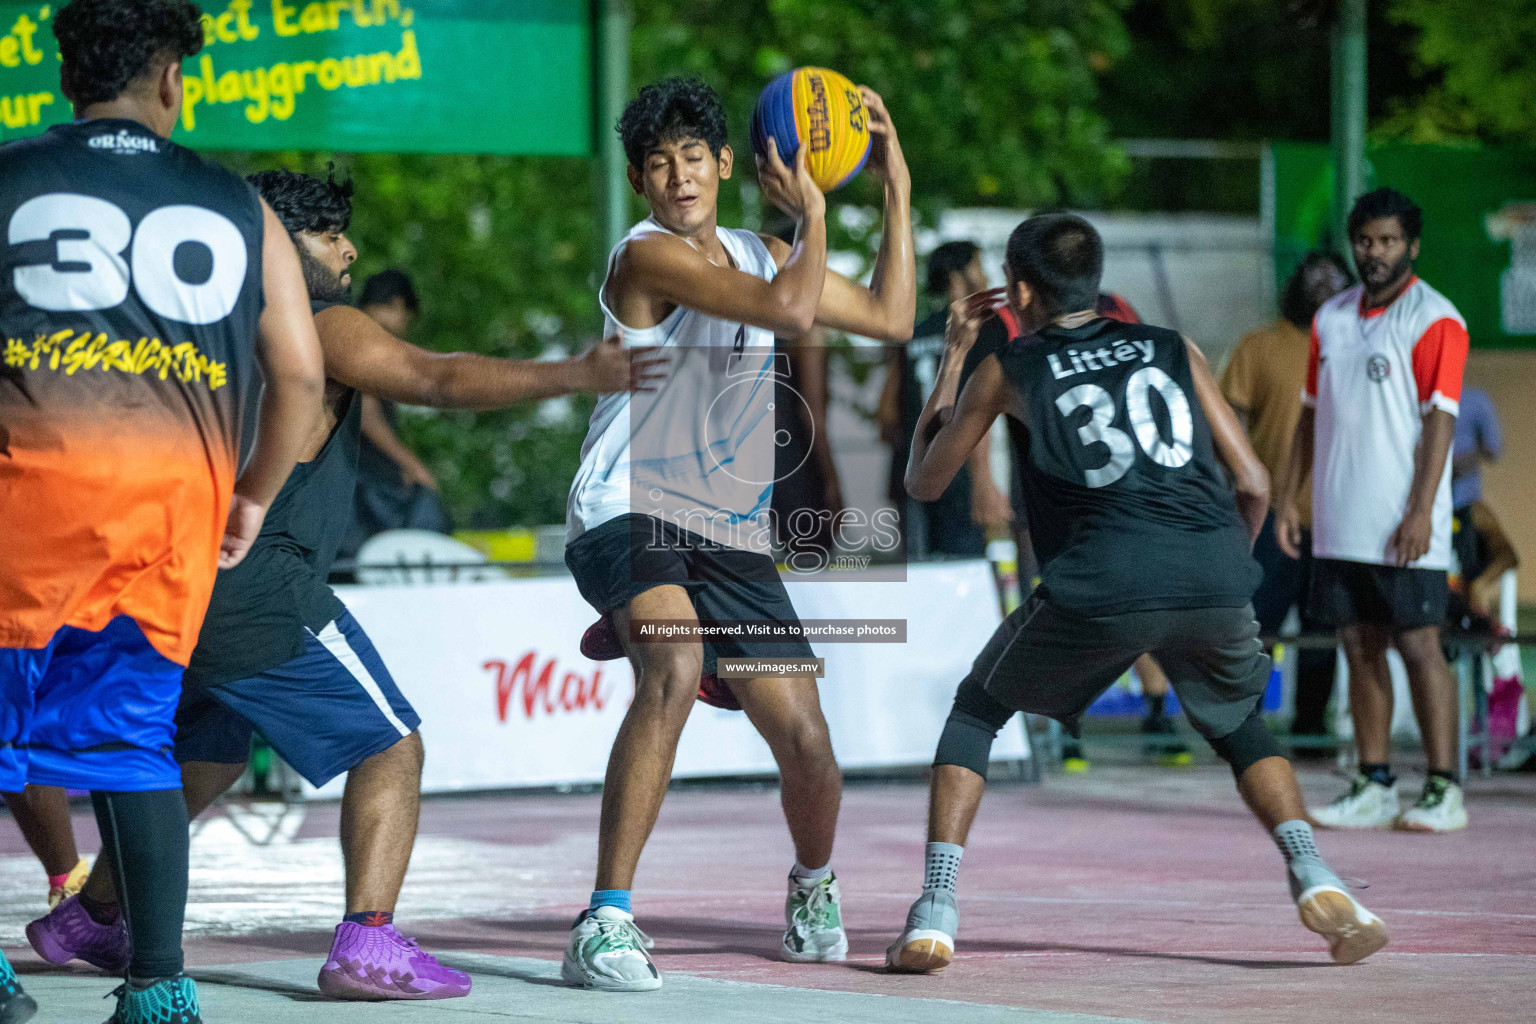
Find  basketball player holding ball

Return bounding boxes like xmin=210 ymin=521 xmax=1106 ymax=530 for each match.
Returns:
xmin=561 ymin=74 xmax=915 ymax=991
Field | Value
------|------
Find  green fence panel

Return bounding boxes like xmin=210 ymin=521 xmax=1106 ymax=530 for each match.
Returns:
xmin=0 ymin=1 xmax=592 ymax=155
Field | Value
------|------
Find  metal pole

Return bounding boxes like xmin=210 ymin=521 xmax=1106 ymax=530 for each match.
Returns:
xmin=595 ymin=0 xmax=632 ymax=265
xmin=1331 ymin=0 xmax=1367 ymax=254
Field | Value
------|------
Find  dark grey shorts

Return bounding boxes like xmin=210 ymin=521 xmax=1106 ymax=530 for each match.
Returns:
xmin=965 ymin=591 xmax=1271 ymax=741
xmin=1308 ymin=557 xmax=1448 ymax=632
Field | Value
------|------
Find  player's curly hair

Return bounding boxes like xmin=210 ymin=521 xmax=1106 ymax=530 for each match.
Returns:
xmin=618 ymin=76 xmax=729 ymax=170
xmin=1348 ymin=188 xmax=1423 ymax=243
xmin=248 ymin=166 xmax=356 ymax=238
xmin=54 ymin=0 xmax=204 ymax=107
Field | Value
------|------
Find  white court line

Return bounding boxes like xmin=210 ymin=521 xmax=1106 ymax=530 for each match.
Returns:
xmin=628 ymin=887 xmax=1536 ymax=922
xmin=846 ymin=950 xmax=1535 ymax=963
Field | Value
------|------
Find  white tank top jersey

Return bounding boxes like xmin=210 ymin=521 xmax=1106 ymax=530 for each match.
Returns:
xmin=566 ymin=217 xmax=781 ymax=551
xmin=1304 ymin=277 xmax=1469 ymax=570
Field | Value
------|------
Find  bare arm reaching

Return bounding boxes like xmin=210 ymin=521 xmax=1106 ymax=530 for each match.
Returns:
xmin=224 ymin=201 xmax=327 ymax=568
xmin=905 ymin=291 xmax=1009 ymax=500
xmin=610 ymin=140 xmax=827 ymax=337
xmin=1185 ymin=338 xmax=1269 ymax=545
xmin=315 ymin=307 xmax=665 ymax=410
xmin=788 ymin=88 xmax=915 ymax=343
xmin=908 ymin=355 xmax=1008 ymax=502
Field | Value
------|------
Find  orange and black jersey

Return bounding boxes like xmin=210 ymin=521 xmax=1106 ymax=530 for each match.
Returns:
xmin=0 ymin=118 xmax=266 ymax=665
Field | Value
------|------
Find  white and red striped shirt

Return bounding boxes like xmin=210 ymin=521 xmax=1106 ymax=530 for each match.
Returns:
xmin=1303 ymin=277 xmax=1468 ymax=569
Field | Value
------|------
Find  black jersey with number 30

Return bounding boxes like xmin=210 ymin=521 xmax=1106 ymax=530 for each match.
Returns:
xmin=997 ymin=318 xmax=1260 ymax=615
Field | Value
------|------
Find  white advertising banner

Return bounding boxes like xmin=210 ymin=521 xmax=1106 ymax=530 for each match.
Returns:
xmin=318 ymin=561 xmax=1018 ymax=797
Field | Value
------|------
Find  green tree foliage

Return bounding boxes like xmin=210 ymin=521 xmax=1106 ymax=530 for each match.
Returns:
xmin=1383 ymin=0 xmax=1536 ymax=144
xmin=634 ymin=0 xmax=1130 ymax=214
xmin=223 ymin=150 xmax=602 ymax=529
xmin=239 ymin=1 xmax=1131 ymax=529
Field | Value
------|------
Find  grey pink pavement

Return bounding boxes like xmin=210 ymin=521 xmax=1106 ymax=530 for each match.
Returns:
xmin=2 ymin=764 xmax=1531 ymax=1023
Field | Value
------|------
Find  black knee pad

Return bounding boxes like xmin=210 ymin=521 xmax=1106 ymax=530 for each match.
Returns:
xmin=933 ymin=708 xmax=1007 ymax=777
xmin=934 ymin=670 xmax=1016 ymax=776
xmin=1206 ymin=711 xmax=1282 ymax=777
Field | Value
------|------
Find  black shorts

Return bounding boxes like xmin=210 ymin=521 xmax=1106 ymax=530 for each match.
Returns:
xmin=1308 ymin=557 xmax=1447 ymax=631
xmin=565 ymin=514 xmax=814 ymax=673
xmin=964 ymin=591 xmax=1271 ymax=740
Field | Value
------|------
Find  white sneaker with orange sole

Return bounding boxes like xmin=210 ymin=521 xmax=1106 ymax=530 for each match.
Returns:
xmin=886 ymin=890 xmax=958 ymax=974
xmin=1296 ymin=885 xmax=1390 ymax=964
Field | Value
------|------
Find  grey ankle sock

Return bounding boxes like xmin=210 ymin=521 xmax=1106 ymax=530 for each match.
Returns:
xmin=1273 ymin=819 xmax=1321 ymax=861
xmin=923 ymin=842 xmax=964 ymax=895
xmin=1274 ymin=819 xmax=1343 ymax=900
xmin=791 ymin=861 xmax=831 ymax=887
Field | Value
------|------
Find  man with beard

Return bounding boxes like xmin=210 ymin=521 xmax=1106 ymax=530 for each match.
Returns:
xmin=25 ymin=168 xmax=658 ymax=1001
xmin=1275 ymin=188 xmax=1470 ymax=832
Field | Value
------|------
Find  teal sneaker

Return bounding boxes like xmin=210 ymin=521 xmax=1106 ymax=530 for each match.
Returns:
xmin=106 ymin=975 xmax=201 ymax=1024
xmin=0 ymin=949 xmax=38 ymax=1024
xmin=781 ymin=873 xmax=847 ymax=962
xmin=561 ymin=906 xmax=661 ymax=991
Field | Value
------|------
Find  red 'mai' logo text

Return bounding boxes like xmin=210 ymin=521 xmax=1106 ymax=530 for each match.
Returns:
xmin=485 ymin=652 xmax=616 ymax=721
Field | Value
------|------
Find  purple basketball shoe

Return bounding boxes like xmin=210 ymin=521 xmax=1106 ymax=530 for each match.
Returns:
xmin=26 ymin=895 xmax=130 ymax=973
xmin=316 ymin=922 xmax=471 ymax=1000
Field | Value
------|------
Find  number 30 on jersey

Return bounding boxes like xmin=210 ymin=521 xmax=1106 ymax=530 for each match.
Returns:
xmin=1055 ymin=367 xmax=1194 ymax=488
xmin=9 ymin=193 xmax=247 ymax=326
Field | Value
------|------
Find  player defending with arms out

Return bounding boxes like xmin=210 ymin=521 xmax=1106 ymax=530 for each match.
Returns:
xmin=0 ymin=2 xmax=326 ymax=1021
xmin=885 ymin=214 xmax=1387 ymax=974
xmin=561 ymin=77 xmax=915 ymax=990
xmin=24 ymin=169 xmax=657 ymax=1003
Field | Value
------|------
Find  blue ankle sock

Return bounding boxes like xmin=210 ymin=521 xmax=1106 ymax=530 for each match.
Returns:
xmin=589 ymin=889 xmax=632 ymax=915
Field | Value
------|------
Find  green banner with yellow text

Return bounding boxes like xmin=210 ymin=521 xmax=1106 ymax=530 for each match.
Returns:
xmin=0 ymin=0 xmax=592 ymax=155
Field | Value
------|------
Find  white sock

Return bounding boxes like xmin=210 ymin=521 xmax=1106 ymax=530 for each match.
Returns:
xmin=791 ymin=860 xmax=831 ymax=887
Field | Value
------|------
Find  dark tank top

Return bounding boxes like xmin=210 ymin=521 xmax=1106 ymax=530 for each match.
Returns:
xmin=995 ymin=317 xmax=1260 ymax=615
xmin=185 ymin=301 xmax=362 ymax=686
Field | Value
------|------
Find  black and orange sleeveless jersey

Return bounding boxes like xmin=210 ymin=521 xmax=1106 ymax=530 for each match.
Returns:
xmin=0 ymin=118 xmax=265 ymax=665
xmin=996 ymin=318 xmax=1260 ymax=615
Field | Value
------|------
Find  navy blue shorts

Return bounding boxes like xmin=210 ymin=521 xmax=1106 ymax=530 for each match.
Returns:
xmin=174 ymin=611 xmax=420 ymax=788
xmin=0 ymin=616 xmax=183 ymax=791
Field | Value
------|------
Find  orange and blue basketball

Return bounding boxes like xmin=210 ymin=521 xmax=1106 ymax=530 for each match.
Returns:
xmin=750 ymin=67 xmax=871 ymax=192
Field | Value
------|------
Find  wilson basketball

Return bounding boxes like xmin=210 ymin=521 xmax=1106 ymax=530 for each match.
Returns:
xmin=750 ymin=67 xmax=872 ymax=192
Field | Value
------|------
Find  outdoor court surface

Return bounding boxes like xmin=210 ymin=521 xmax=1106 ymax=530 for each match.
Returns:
xmin=2 ymin=763 xmax=1531 ymax=1023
